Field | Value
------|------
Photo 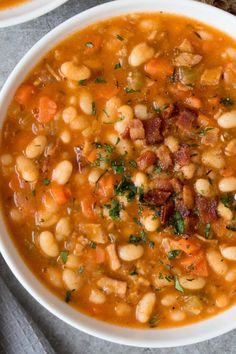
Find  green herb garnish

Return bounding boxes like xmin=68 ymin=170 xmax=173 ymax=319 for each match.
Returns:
xmin=148 ymin=314 xmax=159 ymax=327
xmin=226 ymin=225 xmax=236 ymax=232
xmin=116 ymin=34 xmax=124 ymax=41
xmin=89 ymin=241 xmax=97 ymax=249
xmin=199 ymin=127 xmax=214 ymax=136
xmin=108 ymin=199 xmax=123 ymax=220
xmin=167 ymin=249 xmax=181 ymax=260
xmin=78 ymin=79 xmax=87 ymax=86
xmin=205 ymin=223 xmax=211 ymax=239
xmin=85 ymin=41 xmax=94 ymax=48
xmin=60 ymin=250 xmax=68 ymax=264
xmin=92 ymin=101 xmax=96 ymax=116
xmin=95 ymin=77 xmax=107 ymax=84
xmin=78 ymin=265 xmax=85 ymax=274
xmin=174 ymin=276 xmax=184 ymax=293
xmin=43 ymin=178 xmax=50 ymax=186
xmin=220 ymin=97 xmax=235 ymax=106
xmin=124 ymin=87 xmax=141 ymax=94
xmin=114 ymin=63 xmax=122 ymax=70
xmin=65 ymin=290 xmax=74 ymax=303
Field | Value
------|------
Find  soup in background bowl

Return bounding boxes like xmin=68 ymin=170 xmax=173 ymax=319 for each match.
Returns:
xmin=1 ymin=0 xmax=236 ymax=347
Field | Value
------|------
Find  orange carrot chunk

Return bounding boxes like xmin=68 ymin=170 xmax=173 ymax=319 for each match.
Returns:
xmin=144 ymin=58 xmax=173 ymax=79
xmin=95 ymin=246 xmax=106 ymax=264
xmin=97 ymin=85 xmax=120 ymax=100
xmin=81 ymin=194 xmax=96 ymax=219
xmin=15 ymin=84 xmax=35 ymax=106
xmin=181 ymin=251 xmax=208 ymax=277
xmin=177 ymin=239 xmax=200 ymax=255
xmin=37 ymin=96 xmax=57 ymax=123
xmin=50 ymin=184 xmax=71 ymax=205
xmin=97 ymin=174 xmax=115 ymax=199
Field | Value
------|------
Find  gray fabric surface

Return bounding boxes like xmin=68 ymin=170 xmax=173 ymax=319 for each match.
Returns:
xmin=0 ymin=1 xmax=236 ymax=353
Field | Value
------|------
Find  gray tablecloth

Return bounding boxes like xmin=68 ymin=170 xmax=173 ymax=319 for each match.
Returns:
xmin=1 ymin=1 xmax=236 ymax=353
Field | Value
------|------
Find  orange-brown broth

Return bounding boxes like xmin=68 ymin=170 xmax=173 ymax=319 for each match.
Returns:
xmin=1 ymin=13 xmax=236 ymax=328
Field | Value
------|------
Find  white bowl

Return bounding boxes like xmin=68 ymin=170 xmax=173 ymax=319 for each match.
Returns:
xmin=0 ymin=0 xmax=236 ymax=348
xmin=0 ymin=0 xmax=69 ymax=27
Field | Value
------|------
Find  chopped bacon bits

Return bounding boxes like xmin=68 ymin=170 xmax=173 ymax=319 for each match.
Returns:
xmin=136 ymin=150 xmax=157 ymax=171
xmin=150 ymin=177 xmax=173 ymax=191
xmin=129 ymin=119 xmax=145 ymax=140
xmin=174 ymin=144 xmax=191 ymax=167
xmin=160 ymin=201 xmax=174 ymax=224
xmin=143 ymin=116 xmax=163 ymax=145
xmin=176 ymin=109 xmax=197 ymax=134
xmin=196 ymin=196 xmax=218 ymax=223
xmin=144 ymin=189 xmax=171 ymax=205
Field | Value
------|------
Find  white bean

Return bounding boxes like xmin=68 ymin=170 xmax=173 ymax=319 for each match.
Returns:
xmin=61 ymin=61 xmax=91 ymax=81
xmin=129 ymin=42 xmax=154 ymax=67
xmin=195 ymin=178 xmax=212 ymax=197
xmin=10 ymin=208 xmax=22 ymax=223
xmin=62 ymin=269 xmax=82 ymax=290
xmin=55 ymin=217 xmax=72 ymax=241
xmin=225 ymin=268 xmax=236 ymax=282
xmin=220 ymin=245 xmax=236 ymax=261
xmin=38 ymin=231 xmax=59 ymax=257
xmin=215 ymin=294 xmax=229 ymax=308
xmin=89 ymin=289 xmax=106 ymax=304
xmin=142 ymin=215 xmax=160 ymax=232
xmin=219 ymin=177 xmax=236 ymax=192
xmin=179 ymin=276 xmax=206 ymax=290
xmin=133 ymin=172 xmax=148 ymax=192
xmin=16 ymin=155 xmax=38 ymax=182
xmin=136 ymin=292 xmax=156 ymax=323
xmin=70 ymin=115 xmax=88 ymax=130
xmin=217 ymin=202 xmax=233 ymax=221
xmin=180 ymin=163 xmax=195 ymax=180
xmin=52 ymin=160 xmax=73 ymax=185
xmin=218 ymin=110 xmax=236 ymax=129
xmin=46 ymin=267 xmax=63 ymax=288
xmin=96 ymin=277 xmax=127 ymax=296
xmin=60 ymin=130 xmax=71 ymax=144
xmin=79 ymin=91 xmax=94 ymax=115
xmin=118 ymin=244 xmax=144 ymax=261
xmin=101 ymin=97 xmax=122 ymax=123
xmin=202 ymin=148 xmax=225 ymax=169
xmin=36 ymin=210 xmax=59 ymax=227
xmin=206 ymin=249 xmax=228 ymax=275
xmin=161 ymin=293 xmax=177 ymax=307
xmin=134 ymin=104 xmax=148 ymax=120
xmin=25 ymin=135 xmax=47 ymax=159
xmin=168 ymin=310 xmax=186 ymax=322
xmin=114 ymin=105 xmax=133 ymax=135
xmin=62 ymin=106 xmax=77 ymax=123
xmin=115 ymin=302 xmax=131 ymax=316
xmin=88 ymin=168 xmax=103 ymax=184
xmin=164 ymin=136 xmax=179 ymax=153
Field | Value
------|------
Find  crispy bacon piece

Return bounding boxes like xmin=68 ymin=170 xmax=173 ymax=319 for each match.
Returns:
xmin=129 ymin=119 xmax=145 ymax=140
xmin=121 ymin=125 xmax=130 ymax=139
xmin=156 ymin=145 xmax=173 ymax=170
xmin=136 ymin=150 xmax=157 ymax=171
xmin=144 ymin=189 xmax=171 ymax=205
xmin=150 ymin=177 xmax=173 ymax=191
xmin=160 ymin=201 xmax=174 ymax=224
xmin=143 ymin=116 xmax=163 ymax=145
xmin=176 ymin=109 xmax=197 ymax=134
xmin=196 ymin=196 xmax=217 ymax=223
xmin=201 ymin=128 xmax=219 ymax=146
xmin=170 ymin=178 xmax=183 ymax=193
xmin=174 ymin=144 xmax=191 ymax=167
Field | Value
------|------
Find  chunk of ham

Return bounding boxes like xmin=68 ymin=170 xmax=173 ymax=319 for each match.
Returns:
xmin=150 ymin=177 xmax=173 ymax=191
xmin=97 ymin=277 xmax=127 ymax=297
xmin=174 ymin=52 xmax=202 ymax=67
xmin=176 ymin=109 xmax=197 ymax=134
xmin=196 ymin=196 xmax=217 ymax=223
xmin=174 ymin=144 xmax=191 ymax=167
xmin=156 ymin=145 xmax=173 ymax=170
xmin=160 ymin=201 xmax=174 ymax=224
xmin=144 ymin=189 xmax=171 ymax=205
xmin=201 ymin=128 xmax=219 ymax=146
xmin=129 ymin=119 xmax=145 ymax=140
xmin=143 ymin=116 xmax=163 ymax=145
xmin=137 ymin=150 xmax=157 ymax=171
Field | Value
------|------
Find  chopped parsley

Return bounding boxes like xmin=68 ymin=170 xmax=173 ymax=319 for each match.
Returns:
xmin=116 ymin=34 xmax=124 ymax=41
xmin=205 ymin=223 xmax=211 ymax=239
xmin=129 ymin=269 xmax=138 ymax=276
xmin=167 ymin=249 xmax=181 ymax=260
xmin=115 ymin=176 xmax=137 ymax=200
xmin=32 ymin=189 xmax=36 ymax=197
xmin=105 ymin=199 xmax=123 ymax=220
xmin=78 ymin=265 xmax=85 ymax=274
xmin=115 ymin=137 xmax=120 ymax=145
xmin=43 ymin=178 xmax=50 ymax=186
xmin=78 ymin=79 xmax=87 ymax=86
xmin=174 ymin=276 xmax=184 ymax=293
xmin=111 ymin=157 xmax=125 ymax=174
xmin=94 ymin=77 xmax=107 ymax=84
xmin=104 ymin=143 xmax=114 ymax=153
xmin=65 ymin=290 xmax=74 ymax=303
xmin=170 ymin=211 xmax=185 ymax=235
xmin=89 ymin=241 xmax=97 ymax=249
xmin=128 ymin=160 xmax=137 ymax=168
xmin=128 ymin=234 xmax=142 ymax=245
xmin=114 ymin=62 xmax=122 ymax=70
xmin=226 ymin=225 xmax=236 ymax=232
xmin=85 ymin=41 xmax=94 ymax=48
xmin=220 ymin=97 xmax=235 ymax=106
xmin=199 ymin=127 xmax=214 ymax=136
xmin=92 ymin=101 xmax=96 ymax=116
xmin=148 ymin=314 xmax=159 ymax=327
xmin=60 ymin=250 xmax=68 ymax=264
xmin=124 ymin=87 xmax=141 ymax=94
xmin=153 ymin=166 xmax=162 ymax=175
xmin=169 ymin=71 xmax=177 ymax=83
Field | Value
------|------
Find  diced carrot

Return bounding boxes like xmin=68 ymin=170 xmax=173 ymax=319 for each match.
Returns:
xmin=185 ymin=96 xmax=202 ymax=109
xmin=84 ymin=34 xmax=103 ymax=56
xmin=97 ymin=174 xmax=115 ymax=199
xmin=9 ymin=173 xmax=21 ymax=192
xmin=87 ymin=149 xmax=97 ymax=163
xmin=144 ymin=58 xmax=173 ymax=79
xmin=220 ymin=167 xmax=234 ymax=177
xmin=177 ymin=239 xmax=200 ymax=255
xmin=97 ymin=85 xmax=120 ymax=100
xmin=15 ymin=84 xmax=35 ymax=106
xmin=50 ymin=184 xmax=71 ymax=205
xmin=37 ymin=96 xmax=57 ymax=123
xmin=81 ymin=194 xmax=96 ymax=219
xmin=181 ymin=251 xmax=208 ymax=277
xmin=207 ymin=97 xmax=219 ymax=107
xmin=95 ymin=246 xmax=106 ymax=264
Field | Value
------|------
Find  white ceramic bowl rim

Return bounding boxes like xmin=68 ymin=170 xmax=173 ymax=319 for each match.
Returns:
xmin=0 ymin=0 xmax=69 ymax=28
xmin=1 ymin=0 xmax=236 ymax=348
